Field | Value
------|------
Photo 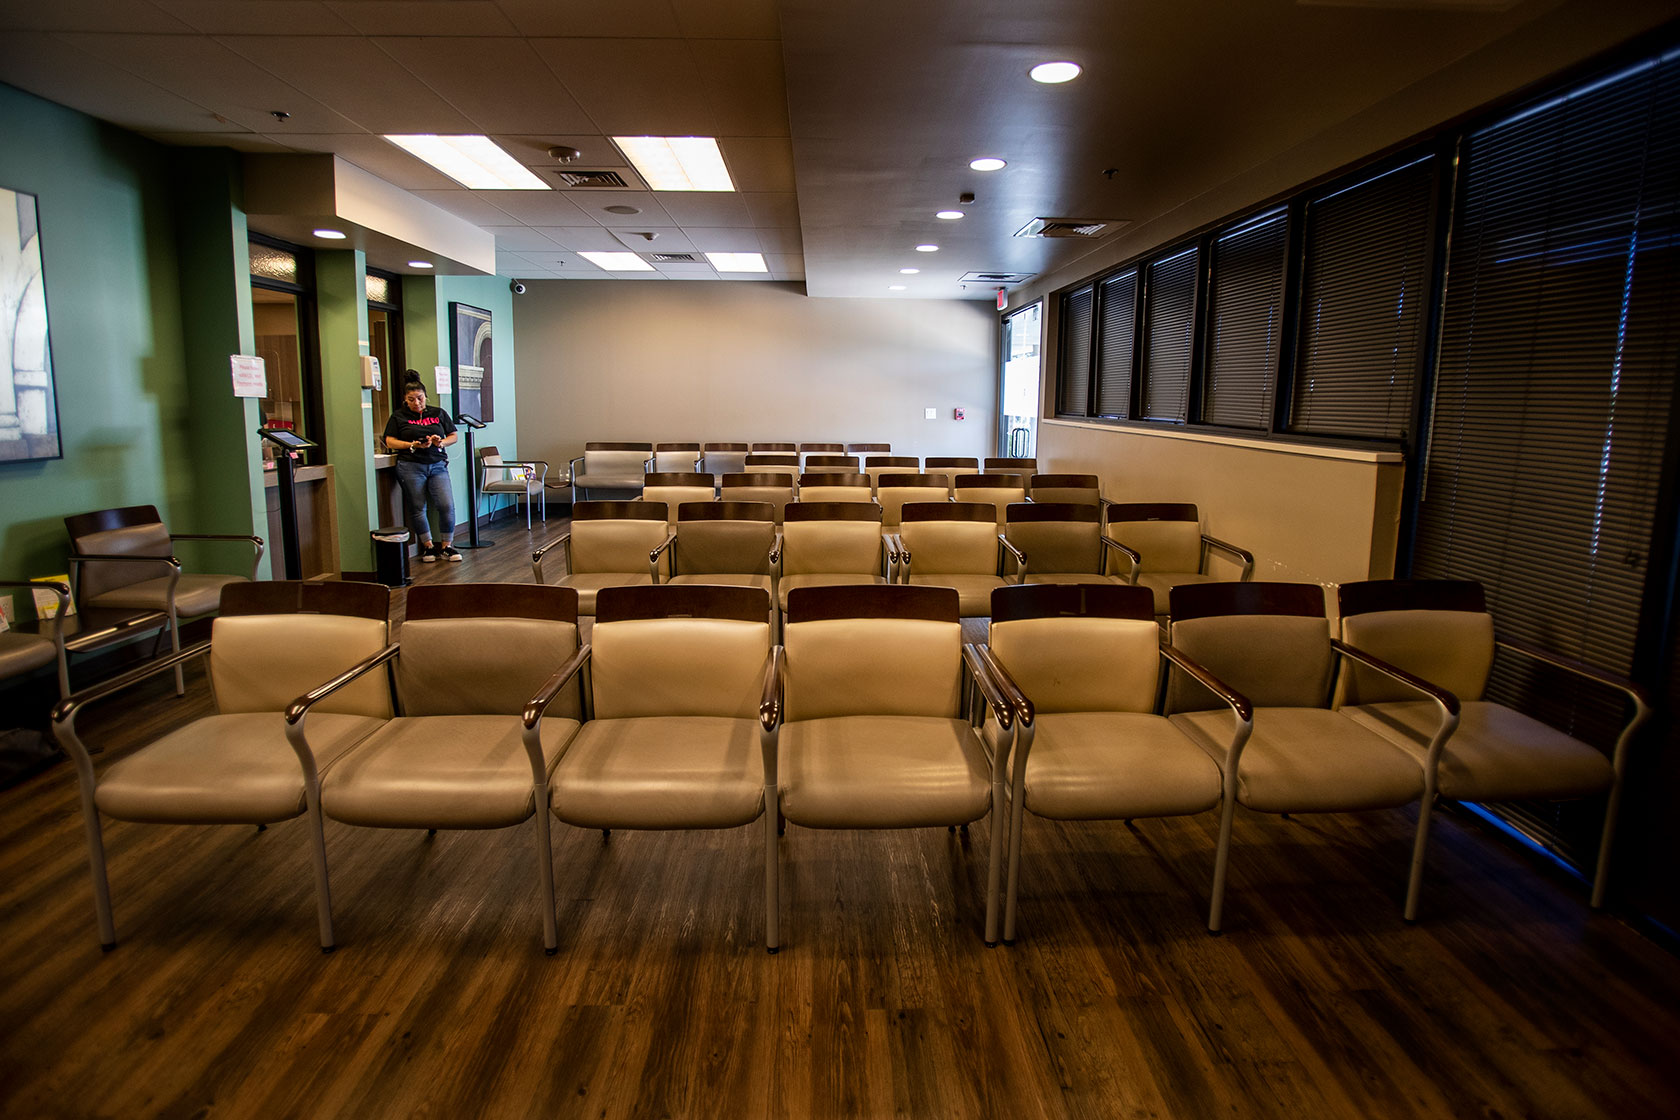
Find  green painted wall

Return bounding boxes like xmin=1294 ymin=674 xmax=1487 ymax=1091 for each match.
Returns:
xmin=315 ymin=250 xmax=377 ymax=571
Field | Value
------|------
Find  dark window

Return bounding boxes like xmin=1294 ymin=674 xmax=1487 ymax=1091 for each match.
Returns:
xmin=1289 ymin=156 xmax=1436 ymax=441
xmin=1093 ymin=269 xmax=1138 ymax=418
xmin=1057 ymin=285 xmax=1094 ymax=416
xmin=1203 ymin=209 xmax=1287 ymax=429
xmin=1141 ymin=246 xmax=1199 ymax=423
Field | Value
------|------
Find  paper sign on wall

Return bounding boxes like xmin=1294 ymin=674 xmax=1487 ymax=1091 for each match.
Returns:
xmin=434 ymin=364 xmax=451 ymax=396
xmin=231 ymin=355 xmax=267 ymax=398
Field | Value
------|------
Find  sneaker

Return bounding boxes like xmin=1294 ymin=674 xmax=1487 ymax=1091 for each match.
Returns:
xmin=439 ymin=544 xmax=462 ymax=562
xmin=418 ymin=543 xmax=439 ymax=563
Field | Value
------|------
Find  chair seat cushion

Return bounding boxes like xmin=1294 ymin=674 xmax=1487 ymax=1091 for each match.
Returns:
xmin=1136 ymin=572 xmax=1219 ymax=616
xmin=0 ymin=631 xmax=56 ymax=678
xmin=1023 ymin=712 xmax=1223 ymax=819
xmin=482 ymin=479 xmax=540 ymax=494
xmin=90 ymin=573 xmax=246 ymax=618
xmin=1341 ymin=699 xmax=1613 ymax=802
xmin=1170 ymin=707 xmax=1424 ymax=813
xmin=572 ymin=473 xmax=647 ymax=491
xmin=780 ymin=715 xmax=989 ymax=828
xmin=777 ymin=574 xmax=886 ymax=611
xmin=558 ymin=574 xmax=655 ymax=615
xmin=321 ymin=715 xmax=578 ymax=829
xmin=96 ymin=712 xmax=383 ymax=823
xmin=551 ymin=716 xmax=767 ymax=829
xmin=1017 ymin=573 xmax=1127 ymax=588
xmin=905 ymin=574 xmax=1006 ymax=617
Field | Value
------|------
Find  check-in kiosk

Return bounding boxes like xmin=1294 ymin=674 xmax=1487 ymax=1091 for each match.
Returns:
xmin=258 ymin=427 xmax=318 ymax=579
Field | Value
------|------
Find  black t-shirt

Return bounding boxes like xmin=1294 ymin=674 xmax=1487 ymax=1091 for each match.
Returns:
xmin=384 ymin=406 xmax=456 ymax=464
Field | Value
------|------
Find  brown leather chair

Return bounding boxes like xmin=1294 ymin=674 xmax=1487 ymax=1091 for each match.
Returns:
xmin=307 ymin=584 xmax=584 ymax=952
xmin=895 ymin=502 xmax=1010 ymax=617
xmin=51 ymin=581 xmax=392 ymax=949
xmin=775 ymin=501 xmax=890 ymax=613
xmin=1105 ymin=502 xmax=1254 ymax=616
xmin=1163 ymin=582 xmax=1447 ymax=931
xmin=979 ymin=584 xmax=1227 ymax=944
xmin=531 ymin=501 xmax=670 ymax=615
xmin=550 ymin=585 xmax=782 ymax=950
xmin=775 ymin=585 xmax=1013 ymax=941
xmin=1001 ymin=502 xmax=1130 ymax=587
xmin=1335 ymin=579 xmax=1652 ymax=917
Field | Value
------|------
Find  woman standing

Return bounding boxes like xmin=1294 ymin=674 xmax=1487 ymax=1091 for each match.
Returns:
xmin=384 ymin=374 xmax=461 ymax=562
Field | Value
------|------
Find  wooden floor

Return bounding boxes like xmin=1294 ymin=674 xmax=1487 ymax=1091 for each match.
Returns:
xmin=3 ymin=511 xmax=1679 ymax=1119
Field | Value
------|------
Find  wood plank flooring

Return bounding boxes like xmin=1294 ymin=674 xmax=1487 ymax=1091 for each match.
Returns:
xmin=2 ymin=511 xmax=1678 ymax=1118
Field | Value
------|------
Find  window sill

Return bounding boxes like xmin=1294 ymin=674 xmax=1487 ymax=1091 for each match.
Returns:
xmin=1042 ymin=418 xmax=1404 ymax=464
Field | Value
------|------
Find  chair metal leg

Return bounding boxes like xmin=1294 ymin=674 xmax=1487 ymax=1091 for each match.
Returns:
xmin=764 ymin=798 xmax=780 ymax=953
xmin=534 ymin=804 xmax=558 ymax=953
xmin=983 ymin=779 xmax=1006 ymax=946
xmin=304 ymin=786 xmax=336 ymax=951
xmin=1404 ymin=790 xmax=1437 ymax=922
xmin=1208 ymin=796 xmax=1239 ymax=934
xmin=79 ymin=794 xmax=116 ymax=949
xmin=1590 ymin=773 xmax=1626 ymax=910
xmin=1002 ymin=781 xmax=1029 ymax=943
xmin=167 ymin=606 xmax=184 ymax=696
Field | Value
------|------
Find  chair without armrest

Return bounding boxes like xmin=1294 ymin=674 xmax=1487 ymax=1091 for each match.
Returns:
xmin=981 ymin=584 xmax=1225 ymax=944
xmin=777 ymin=585 xmax=1014 ymax=942
xmin=1105 ymin=502 xmax=1254 ymax=616
xmin=776 ymin=501 xmax=890 ymax=613
xmin=653 ymin=442 xmax=703 ymax=473
xmin=478 ymin=445 xmax=549 ymax=528
xmin=953 ymin=473 xmax=1027 ymax=527
xmin=897 ymin=502 xmax=1008 ymax=617
xmin=719 ymin=473 xmax=796 ymax=524
xmin=796 ymin=472 xmax=875 ymax=503
xmin=1002 ymin=502 xmax=1128 ymax=587
xmin=551 ymin=585 xmax=782 ymax=949
xmin=311 ymin=584 xmax=583 ymax=952
xmin=52 ymin=580 xmax=392 ymax=950
xmin=568 ymin=442 xmax=654 ymax=502
xmin=1334 ymin=579 xmax=1650 ymax=916
xmin=1163 ymin=582 xmax=1450 ymax=932
xmin=641 ymin=472 xmax=716 ymax=532
xmin=530 ymin=501 xmax=670 ymax=615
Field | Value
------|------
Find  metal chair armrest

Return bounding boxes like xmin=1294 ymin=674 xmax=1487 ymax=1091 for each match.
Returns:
xmin=649 ymin=531 xmax=677 ymax=581
xmin=1492 ymin=634 xmax=1654 ymax=770
xmin=168 ymin=533 xmax=266 ymax=579
xmin=69 ymin=552 xmax=182 ymax=571
xmin=2 ymin=579 xmax=69 ymax=648
xmin=1202 ymin=535 xmax=1254 ymax=580
xmin=759 ymin=645 xmax=784 ymax=739
xmin=1104 ymin=536 xmax=1142 ymax=583
xmin=884 ymin=532 xmax=907 ymax=582
xmin=51 ymin=639 xmax=213 ymax=730
xmin=525 ymin=644 xmax=592 ymax=734
xmin=998 ymin=534 xmax=1027 ymax=583
xmin=285 ymin=643 xmax=400 ymax=726
xmin=1160 ymin=641 xmax=1255 ymax=779
xmin=1332 ymin=638 xmax=1461 ymax=771
xmin=532 ymin=534 xmax=571 ymax=584
xmin=962 ymin=643 xmax=1016 ymax=734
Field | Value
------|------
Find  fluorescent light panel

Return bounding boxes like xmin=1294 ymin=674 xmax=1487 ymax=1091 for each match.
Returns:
xmin=613 ymin=136 xmax=735 ymax=191
xmin=580 ymin=251 xmax=655 ymax=272
xmin=384 ymin=134 xmax=549 ymax=190
xmin=705 ymin=252 xmax=767 ymax=273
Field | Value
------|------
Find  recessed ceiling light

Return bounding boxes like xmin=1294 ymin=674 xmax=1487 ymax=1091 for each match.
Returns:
xmin=612 ymin=136 xmax=735 ymax=191
xmin=704 ymin=251 xmax=768 ymax=273
xmin=916 ymin=244 xmax=939 ymax=253
xmin=579 ymin=251 xmax=655 ymax=272
xmin=313 ymin=228 xmax=346 ymax=239
xmin=900 ymin=268 xmax=920 ymax=275
xmin=384 ymin=134 xmax=549 ymax=190
xmin=603 ymin=204 xmax=642 ymax=215
xmin=969 ymin=157 xmax=1007 ymax=172
xmin=1030 ymin=61 xmax=1082 ymax=84
xmin=407 ymin=260 xmax=433 ymax=269
xmin=889 ymin=285 xmax=907 ymax=291
xmin=936 ymin=210 xmax=964 ymax=220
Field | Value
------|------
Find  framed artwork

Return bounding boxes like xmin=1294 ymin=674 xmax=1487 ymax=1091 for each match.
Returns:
xmin=449 ymin=302 xmax=493 ymax=423
xmin=1 ymin=185 xmax=60 ymax=462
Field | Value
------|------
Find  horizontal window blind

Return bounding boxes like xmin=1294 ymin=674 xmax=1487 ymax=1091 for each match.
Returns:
xmin=1094 ymin=269 xmax=1138 ymax=418
xmin=1143 ymin=247 xmax=1198 ymax=422
xmin=1057 ymin=285 xmax=1094 ymax=416
xmin=1290 ymin=156 xmax=1435 ymax=440
xmin=1204 ymin=210 xmax=1287 ymax=429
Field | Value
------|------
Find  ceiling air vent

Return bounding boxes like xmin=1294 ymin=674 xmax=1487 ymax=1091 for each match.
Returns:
xmin=552 ymin=169 xmax=630 ymax=189
xmin=959 ymin=271 xmax=1035 ymax=285
xmin=1014 ymin=217 xmax=1128 ymax=238
xmin=646 ymin=253 xmax=700 ymax=263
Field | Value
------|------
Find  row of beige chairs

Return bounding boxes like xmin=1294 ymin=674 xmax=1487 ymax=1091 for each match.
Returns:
xmin=52 ymin=578 xmax=1647 ymax=955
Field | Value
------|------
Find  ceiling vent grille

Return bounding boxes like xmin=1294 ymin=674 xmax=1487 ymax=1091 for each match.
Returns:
xmin=1014 ymin=217 xmax=1128 ymax=238
xmin=646 ymin=252 xmax=700 ymax=263
xmin=959 ymin=271 xmax=1035 ymax=285
xmin=553 ymin=169 xmax=630 ymax=189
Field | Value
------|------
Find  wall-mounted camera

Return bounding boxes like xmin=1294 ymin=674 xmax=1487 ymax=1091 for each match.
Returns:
xmin=510 ymin=280 xmax=527 ymax=295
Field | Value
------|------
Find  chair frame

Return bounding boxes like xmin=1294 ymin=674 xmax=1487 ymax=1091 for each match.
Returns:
xmin=1103 ymin=502 xmax=1254 ymax=586
xmin=568 ymin=442 xmax=655 ymax=503
xmin=478 ymin=445 xmax=550 ymax=528
xmin=530 ymin=501 xmax=671 ymax=586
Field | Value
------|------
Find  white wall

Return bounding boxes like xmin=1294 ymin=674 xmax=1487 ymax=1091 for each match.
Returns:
xmin=511 ymin=281 xmax=997 ymax=467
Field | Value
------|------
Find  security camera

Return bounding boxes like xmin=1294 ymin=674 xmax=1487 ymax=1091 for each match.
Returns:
xmin=510 ymin=280 xmax=527 ymax=295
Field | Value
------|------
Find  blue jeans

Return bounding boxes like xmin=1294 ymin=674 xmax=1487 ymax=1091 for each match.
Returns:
xmin=394 ymin=459 xmax=455 ymax=542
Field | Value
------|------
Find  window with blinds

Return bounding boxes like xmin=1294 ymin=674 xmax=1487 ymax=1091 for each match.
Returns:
xmin=1204 ymin=210 xmax=1287 ymax=429
xmin=1141 ymin=246 xmax=1198 ymax=422
xmin=1289 ymin=156 xmax=1435 ymax=441
xmin=1094 ymin=269 xmax=1138 ymax=418
xmin=1057 ymin=284 xmax=1095 ymax=416
xmin=1412 ymin=49 xmax=1680 ymax=861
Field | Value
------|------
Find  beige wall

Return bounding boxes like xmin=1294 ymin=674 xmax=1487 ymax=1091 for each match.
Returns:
xmin=1041 ymin=420 xmax=1405 ymax=591
xmin=512 ymin=280 xmax=998 ymax=467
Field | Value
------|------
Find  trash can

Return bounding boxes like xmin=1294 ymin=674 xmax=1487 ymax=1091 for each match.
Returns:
xmin=371 ymin=526 xmax=413 ymax=587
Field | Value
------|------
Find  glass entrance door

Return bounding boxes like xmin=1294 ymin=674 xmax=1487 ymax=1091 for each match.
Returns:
xmin=1000 ymin=301 xmax=1042 ymax=457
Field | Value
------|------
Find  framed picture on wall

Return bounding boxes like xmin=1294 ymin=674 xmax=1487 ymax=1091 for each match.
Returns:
xmin=1 ymin=185 xmax=61 ymax=463
xmin=449 ymin=302 xmax=493 ymax=423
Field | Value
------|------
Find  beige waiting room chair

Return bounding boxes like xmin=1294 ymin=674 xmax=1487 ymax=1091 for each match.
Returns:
xmin=64 ymin=503 xmax=264 ymax=693
xmin=875 ymin=473 xmax=952 ymax=535
xmin=775 ymin=585 xmax=1014 ymax=941
xmin=1001 ymin=502 xmax=1130 ymax=587
xmin=702 ymin=442 xmax=749 ymax=483
xmin=659 ymin=501 xmax=779 ymax=631
xmin=1334 ymin=578 xmax=1651 ymax=918
xmin=796 ymin=472 xmax=875 ymax=503
xmin=863 ymin=455 xmax=921 ymax=490
xmin=978 ymin=584 xmax=1226 ymax=945
xmin=744 ymin=452 xmax=801 ymax=491
xmin=1105 ymin=502 xmax=1254 ymax=617
xmin=52 ymin=581 xmax=392 ymax=950
xmin=953 ymin=473 xmax=1027 ymax=526
xmin=750 ymin=442 xmax=798 ymax=454
xmin=775 ymin=501 xmax=891 ymax=613
xmin=640 ymin=472 xmax=716 ymax=532
xmin=550 ymin=585 xmax=782 ymax=950
xmin=923 ymin=456 xmax=980 ymax=496
xmin=0 ymin=578 xmax=69 ymax=697
xmin=799 ymin=443 xmax=846 ymax=468
xmin=478 ymin=445 xmax=549 ymax=527
xmin=1028 ymin=473 xmax=1104 ymax=508
xmin=653 ymin=442 xmax=703 ymax=473
xmin=569 ymin=442 xmax=653 ymax=501
xmin=1164 ymin=582 xmax=1449 ymax=932
xmin=531 ymin=501 xmax=670 ymax=615
xmin=801 ymin=454 xmax=862 ymax=476
xmin=895 ymin=501 xmax=1011 ymax=617
xmin=984 ymin=457 xmax=1038 ymax=490
xmin=720 ymin=472 xmax=796 ymax=523
xmin=301 ymin=583 xmax=584 ymax=952
xmin=846 ymin=442 xmax=891 ymax=455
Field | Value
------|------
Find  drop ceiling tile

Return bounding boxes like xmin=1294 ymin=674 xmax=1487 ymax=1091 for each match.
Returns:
xmin=0 ymin=1 xmax=188 ymax=32
xmin=611 ymin=228 xmax=696 ymax=253
xmin=478 ymin=190 xmax=594 ymax=224
xmin=0 ymin=32 xmax=239 ymax=134
xmin=744 ymin=192 xmax=800 ymax=229
xmin=527 ymin=227 xmax=630 ymax=251
xmin=217 ymin=35 xmax=476 ymax=133
xmin=671 ymin=0 xmax=780 ymax=40
xmin=653 ymin=193 xmax=751 ymax=227
xmin=683 ymin=228 xmax=763 ymax=253
xmin=260 ymin=133 xmax=464 ymax=190
xmin=690 ymin=39 xmax=788 ymax=137
xmin=720 ymin=138 xmax=795 ymax=193
xmin=653 ymin=262 xmax=719 ymax=277
xmin=497 ymin=0 xmax=682 ymax=37
xmin=753 ymin=228 xmax=804 ymax=255
xmin=492 ymin=134 xmax=629 ymax=171
xmin=486 ymin=226 xmax=567 ymax=252
xmin=325 ymin=2 xmax=519 ymax=35
xmin=374 ymin=38 xmax=595 ymax=134
xmin=567 ymin=193 xmax=676 ymax=227
xmin=496 ymin=250 xmax=537 ymax=267
xmin=529 ymin=38 xmax=715 ymax=135
xmin=156 ymin=1 xmax=355 ymax=34
xmin=407 ymin=190 xmax=518 ymax=225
